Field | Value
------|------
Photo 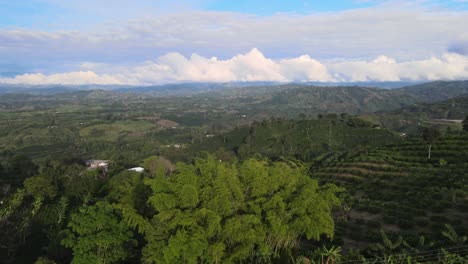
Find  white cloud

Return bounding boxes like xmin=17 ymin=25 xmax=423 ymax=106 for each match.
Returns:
xmin=279 ymin=55 xmax=335 ymax=82
xmin=1 ymin=49 xmax=468 ymax=85
xmin=0 ymin=71 xmax=127 ymax=85
xmin=329 ymin=53 xmax=468 ymax=82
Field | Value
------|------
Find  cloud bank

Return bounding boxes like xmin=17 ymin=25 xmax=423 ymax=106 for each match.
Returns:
xmin=1 ymin=49 xmax=468 ymax=85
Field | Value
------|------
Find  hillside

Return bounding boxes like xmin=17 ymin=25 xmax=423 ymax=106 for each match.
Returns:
xmin=256 ymin=86 xmax=415 ymax=114
xmin=171 ymin=116 xmax=402 ymax=162
xmin=396 ymin=80 xmax=468 ymax=102
xmin=364 ymin=95 xmax=468 ymax=134
xmin=310 ymin=133 xmax=468 ymax=249
xmin=207 ymin=81 xmax=468 ymax=117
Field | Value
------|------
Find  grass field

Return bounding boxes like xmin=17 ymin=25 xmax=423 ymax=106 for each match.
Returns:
xmin=79 ymin=120 xmax=156 ymax=141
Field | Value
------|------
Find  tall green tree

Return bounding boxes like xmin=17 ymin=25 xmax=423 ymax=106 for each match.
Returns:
xmin=422 ymin=127 xmax=441 ymax=159
xmin=141 ymin=156 xmax=341 ymax=263
xmin=61 ymin=201 xmax=136 ymax=264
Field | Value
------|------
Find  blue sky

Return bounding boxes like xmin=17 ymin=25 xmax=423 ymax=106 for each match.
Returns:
xmin=205 ymin=0 xmax=378 ymax=14
xmin=2 ymin=0 xmax=468 ymax=29
xmin=0 ymin=0 xmax=468 ymax=84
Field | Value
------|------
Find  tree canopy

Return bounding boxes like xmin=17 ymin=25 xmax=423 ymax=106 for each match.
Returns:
xmin=141 ymin=156 xmax=341 ymax=263
xmin=61 ymin=201 xmax=136 ymax=264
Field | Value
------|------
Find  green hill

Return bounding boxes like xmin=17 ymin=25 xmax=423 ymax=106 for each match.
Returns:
xmin=383 ymin=95 xmax=468 ymax=120
xmin=395 ymin=80 xmax=468 ymax=102
xmin=173 ymin=116 xmax=402 ymax=162
xmin=256 ymin=86 xmax=415 ymax=114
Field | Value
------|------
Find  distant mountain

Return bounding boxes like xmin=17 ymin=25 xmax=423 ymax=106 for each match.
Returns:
xmin=0 ymin=82 xmax=282 ymax=96
xmin=220 ymin=81 xmax=468 ymax=115
xmin=113 ymin=82 xmax=284 ymax=96
xmin=385 ymin=94 xmax=468 ymax=119
xmin=0 ymin=81 xmax=432 ymax=96
xmin=2 ymin=81 xmax=468 ymax=117
xmin=395 ymin=80 xmax=468 ymax=102
xmin=0 ymin=84 xmax=133 ymax=95
xmin=254 ymin=86 xmax=415 ymax=114
xmin=304 ymin=81 xmax=423 ymax=89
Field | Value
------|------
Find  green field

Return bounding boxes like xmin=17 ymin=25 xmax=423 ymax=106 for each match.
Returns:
xmin=80 ymin=120 xmax=156 ymax=141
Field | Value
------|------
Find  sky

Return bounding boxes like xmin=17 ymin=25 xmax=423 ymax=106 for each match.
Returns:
xmin=1 ymin=0 xmax=468 ymax=85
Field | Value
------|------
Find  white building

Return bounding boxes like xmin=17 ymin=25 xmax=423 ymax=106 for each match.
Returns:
xmin=128 ymin=167 xmax=145 ymax=173
xmin=86 ymin=160 xmax=109 ymax=169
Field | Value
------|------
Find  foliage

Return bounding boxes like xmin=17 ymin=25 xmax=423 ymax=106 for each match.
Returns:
xmin=61 ymin=201 xmax=136 ymax=264
xmin=142 ymin=156 xmax=341 ymax=263
xmin=422 ymin=127 xmax=441 ymax=144
xmin=141 ymin=156 xmax=174 ymax=178
xmin=24 ymin=175 xmax=58 ymax=200
xmin=422 ymin=127 xmax=441 ymax=159
xmin=318 ymin=245 xmax=342 ymax=264
xmin=370 ymin=229 xmax=403 ymax=255
xmin=442 ymin=224 xmax=467 ymax=246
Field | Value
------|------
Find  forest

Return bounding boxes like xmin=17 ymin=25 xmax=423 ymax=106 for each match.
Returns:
xmin=0 ymin=81 xmax=467 ymax=263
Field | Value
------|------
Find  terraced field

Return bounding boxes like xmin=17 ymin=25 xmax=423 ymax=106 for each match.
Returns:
xmin=310 ymin=134 xmax=468 ymax=248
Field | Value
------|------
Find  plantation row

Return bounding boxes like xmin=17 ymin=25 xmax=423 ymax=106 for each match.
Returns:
xmin=310 ymin=134 xmax=468 ymax=249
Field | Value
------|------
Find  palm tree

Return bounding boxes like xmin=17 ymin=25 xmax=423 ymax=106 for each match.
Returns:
xmin=403 ymin=235 xmax=434 ymax=253
xmin=319 ymin=246 xmax=342 ymax=264
xmin=371 ymin=229 xmax=403 ymax=255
